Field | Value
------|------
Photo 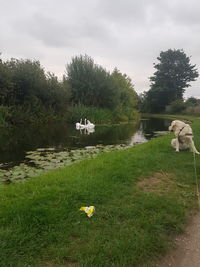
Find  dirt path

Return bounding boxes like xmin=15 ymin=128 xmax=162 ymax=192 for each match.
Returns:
xmin=158 ymin=211 xmax=200 ymax=267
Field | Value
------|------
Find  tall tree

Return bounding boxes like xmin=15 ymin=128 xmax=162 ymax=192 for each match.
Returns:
xmin=6 ymin=58 xmax=47 ymax=105
xmin=111 ymin=68 xmax=138 ymax=112
xmin=146 ymin=49 xmax=199 ymax=112
xmin=66 ymin=55 xmax=119 ymax=109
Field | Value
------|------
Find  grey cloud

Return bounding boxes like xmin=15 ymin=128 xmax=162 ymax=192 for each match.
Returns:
xmin=1 ymin=0 xmax=200 ymax=97
xmin=14 ymin=14 xmax=77 ymax=47
xmin=13 ymin=12 xmax=115 ymax=48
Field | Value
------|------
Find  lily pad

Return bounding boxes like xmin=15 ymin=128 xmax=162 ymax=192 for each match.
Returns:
xmin=1 ymin=143 xmax=131 ymax=185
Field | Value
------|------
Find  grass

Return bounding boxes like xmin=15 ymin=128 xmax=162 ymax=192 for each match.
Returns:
xmin=1 ymin=115 xmax=200 ymax=266
xmin=68 ymin=104 xmax=140 ymax=124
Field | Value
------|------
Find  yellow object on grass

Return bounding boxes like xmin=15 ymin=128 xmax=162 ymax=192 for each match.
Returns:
xmin=80 ymin=206 xmax=95 ymax=217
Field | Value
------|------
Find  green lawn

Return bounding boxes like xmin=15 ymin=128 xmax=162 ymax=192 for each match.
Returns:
xmin=1 ymin=116 xmax=200 ymax=267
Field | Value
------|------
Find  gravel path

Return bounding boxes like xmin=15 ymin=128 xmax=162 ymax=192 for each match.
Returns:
xmin=158 ymin=212 xmax=200 ymax=267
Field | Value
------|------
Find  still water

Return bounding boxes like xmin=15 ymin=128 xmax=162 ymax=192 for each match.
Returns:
xmin=0 ymin=117 xmax=171 ymax=164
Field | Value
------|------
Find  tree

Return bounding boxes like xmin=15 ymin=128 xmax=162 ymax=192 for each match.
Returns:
xmin=45 ymin=72 xmax=71 ymax=112
xmin=66 ymin=55 xmax=138 ymax=112
xmin=147 ymin=49 xmax=199 ymax=112
xmin=166 ymin=100 xmax=186 ymax=114
xmin=185 ymin=97 xmax=199 ymax=107
xmin=6 ymin=58 xmax=47 ymax=105
xmin=0 ymin=58 xmax=14 ymax=105
xmin=111 ymin=68 xmax=138 ymax=112
xmin=144 ymin=86 xmax=172 ymax=113
xmin=66 ymin=55 xmax=126 ymax=110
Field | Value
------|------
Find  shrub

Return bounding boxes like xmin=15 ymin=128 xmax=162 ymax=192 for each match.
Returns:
xmin=165 ymin=100 xmax=186 ymax=114
xmin=184 ymin=105 xmax=200 ymax=116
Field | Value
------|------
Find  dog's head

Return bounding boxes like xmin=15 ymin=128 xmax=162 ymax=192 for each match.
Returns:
xmin=168 ymin=120 xmax=180 ymax=132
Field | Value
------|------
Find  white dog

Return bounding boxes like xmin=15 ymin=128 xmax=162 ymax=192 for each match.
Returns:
xmin=169 ymin=120 xmax=199 ymax=154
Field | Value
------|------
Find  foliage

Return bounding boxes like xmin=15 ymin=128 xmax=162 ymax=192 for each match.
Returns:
xmin=184 ymin=106 xmax=200 ymax=116
xmin=142 ymin=87 xmax=173 ymax=113
xmin=69 ymin=104 xmax=139 ymax=124
xmin=0 ymin=57 xmax=71 ymax=124
xmin=66 ymin=55 xmax=115 ymax=108
xmin=0 ymin=54 xmax=138 ymax=125
xmin=143 ymin=49 xmax=199 ymax=113
xmin=165 ymin=97 xmax=200 ymax=115
xmin=111 ymin=68 xmax=138 ymax=112
xmin=185 ymin=97 xmax=199 ymax=107
xmin=66 ymin=55 xmax=138 ymax=112
xmin=0 ymin=59 xmax=14 ymax=105
xmin=165 ymin=100 xmax=187 ymax=114
xmin=150 ymin=49 xmax=199 ymax=100
xmin=69 ymin=104 xmax=114 ymax=124
xmin=5 ymin=59 xmax=46 ymax=105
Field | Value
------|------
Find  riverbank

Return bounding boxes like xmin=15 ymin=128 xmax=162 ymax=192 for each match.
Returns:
xmin=0 ymin=115 xmax=200 ymax=266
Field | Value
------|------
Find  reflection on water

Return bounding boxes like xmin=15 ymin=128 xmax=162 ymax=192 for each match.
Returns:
xmin=0 ymin=117 xmax=172 ymax=164
xmin=76 ymin=127 xmax=95 ymax=135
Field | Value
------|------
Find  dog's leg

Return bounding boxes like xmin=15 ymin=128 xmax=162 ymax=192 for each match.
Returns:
xmin=175 ymin=138 xmax=180 ymax=152
xmin=171 ymin=139 xmax=177 ymax=149
xmin=189 ymin=139 xmax=200 ymax=154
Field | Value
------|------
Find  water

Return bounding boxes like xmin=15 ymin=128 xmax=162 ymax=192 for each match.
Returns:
xmin=0 ymin=117 xmax=171 ymax=165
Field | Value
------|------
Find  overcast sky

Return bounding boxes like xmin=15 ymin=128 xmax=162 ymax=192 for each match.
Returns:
xmin=1 ymin=0 xmax=200 ymax=98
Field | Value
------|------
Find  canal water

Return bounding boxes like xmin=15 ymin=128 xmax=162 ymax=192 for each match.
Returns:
xmin=0 ymin=117 xmax=171 ymax=165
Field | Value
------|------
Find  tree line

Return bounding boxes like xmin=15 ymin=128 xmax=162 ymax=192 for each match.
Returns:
xmin=0 ymin=54 xmax=138 ymax=124
xmin=1 ymin=49 xmax=199 ymax=125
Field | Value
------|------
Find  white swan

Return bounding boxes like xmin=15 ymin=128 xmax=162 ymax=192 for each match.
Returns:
xmin=86 ymin=120 xmax=95 ymax=129
xmin=86 ymin=127 xmax=95 ymax=134
xmin=76 ymin=118 xmax=86 ymax=129
xmin=76 ymin=118 xmax=95 ymax=132
xmin=76 ymin=118 xmax=82 ymax=129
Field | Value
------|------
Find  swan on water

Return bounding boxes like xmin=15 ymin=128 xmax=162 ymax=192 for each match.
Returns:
xmin=76 ymin=118 xmax=95 ymax=130
xmin=85 ymin=120 xmax=95 ymax=129
xmin=76 ymin=118 xmax=85 ymax=129
xmin=76 ymin=118 xmax=82 ymax=129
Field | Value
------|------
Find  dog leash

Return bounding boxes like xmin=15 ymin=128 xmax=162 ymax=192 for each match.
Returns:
xmin=193 ymin=152 xmax=200 ymax=209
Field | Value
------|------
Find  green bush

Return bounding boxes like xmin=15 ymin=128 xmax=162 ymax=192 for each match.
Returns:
xmin=184 ymin=105 xmax=200 ymax=116
xmin=165 ymin=100 xmax=186 ymax=114
xmin=9 ymin=104 xmax=69 ymax=125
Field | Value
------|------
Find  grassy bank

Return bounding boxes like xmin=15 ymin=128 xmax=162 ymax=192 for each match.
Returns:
xmin=142 ymin=113 xmax=196 ymax=121
xmin=0 ymin=116 xmax=200 ymax=266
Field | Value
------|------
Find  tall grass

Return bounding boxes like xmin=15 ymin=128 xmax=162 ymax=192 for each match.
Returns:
xmin=0 ymin=105 xmax=11 ymax=126
xmin=69 ymin=104 xmax=140 ymax=124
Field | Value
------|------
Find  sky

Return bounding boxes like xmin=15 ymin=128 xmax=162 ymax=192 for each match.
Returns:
xmin=1 ymin=0 xmax=200 ymax=98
